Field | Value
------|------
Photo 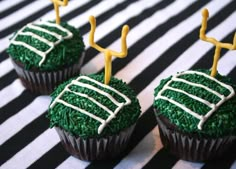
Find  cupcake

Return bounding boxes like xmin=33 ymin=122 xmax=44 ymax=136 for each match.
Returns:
xmin=153 ymin=9 xmax=236 ymax=162
xmin=47 ymin=74 xmax=141 ymax=160
xmin=7 ymin=20 xmax=85 ymax=94
xmin=47 ymin=16 xmax=141 ymax=161
xmin=153 ymin=69 xmax=236 ymax=161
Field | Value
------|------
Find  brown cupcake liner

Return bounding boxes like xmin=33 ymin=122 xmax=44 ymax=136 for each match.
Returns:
xmin=155 ymin=110 xmax=236 ymax=162
xmin=55 ymin=124 xmax=136 ymax=161
xmin=10 ymin=52 xmax=85 ymax=95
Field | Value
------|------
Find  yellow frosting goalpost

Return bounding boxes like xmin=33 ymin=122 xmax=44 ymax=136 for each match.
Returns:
xmin=200 ymin=8 xmax=236 ymax=77
xmin=51 ymin=0 xmax=69 ymax=24
xmin=89 ymin=16 xmax=130 ymax=85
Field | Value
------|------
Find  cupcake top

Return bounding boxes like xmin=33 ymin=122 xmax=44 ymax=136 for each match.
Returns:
xmin=7 ymin=21 xmax=85 ymax=71
xmin=48 ymin=74 xmax=141 ymax=139
xmin=153 ymin=69 xmax=236 ymax=137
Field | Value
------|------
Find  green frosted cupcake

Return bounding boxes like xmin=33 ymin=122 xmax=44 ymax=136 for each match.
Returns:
xmin=153 ymin=69 xmax=236 ymax=161
xmin=7 ymin=21 xmax=85 ymax=94
xmin=47 ymin=73 xmax=141 ymax=161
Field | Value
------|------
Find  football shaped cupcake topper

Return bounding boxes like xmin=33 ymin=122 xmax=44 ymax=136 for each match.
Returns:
xmin=200 ymin=8 xmax=236 ymax=77
xmin=51 ymin=0 xmax=68 ymax=24
xmin=89 ymin=16 xmax=129 ymax=85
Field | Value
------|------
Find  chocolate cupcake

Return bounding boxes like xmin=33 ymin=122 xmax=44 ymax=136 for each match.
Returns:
xmin=153 ymin=69 xmax=236 ymax=162
xmin=7 ymin=21 xmax=85 ymax=94
xmin=47 ymin=74 xmax=141 ymax=161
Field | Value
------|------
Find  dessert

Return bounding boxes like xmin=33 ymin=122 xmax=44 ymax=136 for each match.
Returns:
xmin=7 ymin=0 xmax=85 ymax=94
xmin=47 ymin=16 xmax=141 ymax=161
xmin=153 ymin=9 xmax=236 ymax=162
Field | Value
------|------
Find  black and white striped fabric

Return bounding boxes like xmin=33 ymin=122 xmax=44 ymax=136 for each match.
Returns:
xmin=0 ymin=0 xmax=236 ymax=169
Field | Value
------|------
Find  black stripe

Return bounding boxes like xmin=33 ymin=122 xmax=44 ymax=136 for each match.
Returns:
xmin=201 ymin=143 xmax=236 ymax=169
xmin=0 ymin=70 xmax=18 ymax=91
xmin=228 ymin=67 xmax=236 ymax=83
xmin=1 ymin=0 xmax=32 ymax=19
xmin=28 ymin=106 xmax=157 ymax=169
xmin=78 ymin=0 xmax=139 ymax=36
xmin=0 ymin=112 xmax=48 ymax=165
xmin=61 ymin=0 xmax=102 ymax=23
xmin=82 ymin=0 xmax=176 ymax=65
xmin=142 ymin=148 xmax=179 ymax=169
xmin=0 ymin=51 xmax=10 ymax=63
xmin=0 ymin=90 xmax=38 ymax=125
xmin=27 ymin=144 xmax=69 ymax=169
xmin=192 ymin=32 xmax=236 ymax=70
xmin=0 ymin=4 xmax=53 ymax=39
xmin=127 ymin=1 xmax=236 ymax=94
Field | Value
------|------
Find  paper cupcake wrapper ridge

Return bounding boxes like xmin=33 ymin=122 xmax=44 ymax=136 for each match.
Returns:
xmin=155 ymin=113 xmax=236 ymax=162
xmin=11 ymin=52 xmax=85 ymax=95
xmin=55 ymin=124 xmax=136 ymax=161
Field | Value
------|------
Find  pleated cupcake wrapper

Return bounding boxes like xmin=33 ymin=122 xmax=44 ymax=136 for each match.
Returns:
xmin=11 ymin=52 xmax=85 ymax=95
xmin=155 ymin=114 xmax=236 ymax=162
xmin=55 ymin=124 xmax=136 ymax=161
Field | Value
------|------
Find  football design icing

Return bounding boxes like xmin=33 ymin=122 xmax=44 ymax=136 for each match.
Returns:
xmin=155 ymin=70 xmax=235 ymax=130
xmin=10 ymin=21 xmax=73 ymax=66
xmin=50 ymin=76 xmax=131 ymax=134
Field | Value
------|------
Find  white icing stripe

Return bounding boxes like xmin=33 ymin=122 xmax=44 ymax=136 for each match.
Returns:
xmin=157 ymin=95 xmax=203 ymax=120
xmin=77 ymin=76 xmax=131 ymax=105
xmin=27 ymin=23 xmax=63 ymax=40
xmin=166 ymin=86 xmax=215 ymax=108
xmin=50 ymin=76 xmax=131 ymax=134
xmin=155 ymin=70 xmax=235 ymax=130
xmin=72 ymin=80 xmax=122 ymax=107
xmin=35 ymin=21 xmax=73 ymax=39
xmin=56 ymin=99 xmax=105 ymax=124
xmin=172 ymin=77 xmax=225 ymax=99
xmin=180 ymin=70 xmax=235 ymax=97
xmin=66 ymin=88 xmax=115 ymax=116
xmin=10 ymin=21 xmax=73 ymax=66
xmin=11 ymin=41 xmax=46 ymax=58
xmin=18 ymin=31 xmax=54 ymax=47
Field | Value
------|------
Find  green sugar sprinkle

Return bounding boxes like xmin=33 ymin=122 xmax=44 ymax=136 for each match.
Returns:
xmin=7 ymin=21 xmax=85 ymax=71
xmin=47 ymin=74 xmax=141 ymax=139
xmin=153 ymin=69 xmax=236 ymax=137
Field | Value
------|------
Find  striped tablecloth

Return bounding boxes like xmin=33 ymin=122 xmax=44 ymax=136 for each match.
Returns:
xmin=0 ymin=0 xmax=236 ymax=169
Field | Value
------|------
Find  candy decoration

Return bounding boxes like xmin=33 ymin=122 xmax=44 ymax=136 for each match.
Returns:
xmin=51 ymin=0 xmax=68 ymax=24
xmin=200 ymin=8 xmax=236 ymax=77
xmin=89 ymin=16 xmax=129 ymax=85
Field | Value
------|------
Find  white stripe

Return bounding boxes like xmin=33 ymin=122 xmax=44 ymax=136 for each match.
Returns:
xmin=1 ymin=0 xmax=24 ymax=13
xmin=230 ymin=161 xmax=236 ymax=169
xmin=0 ymin=129 xmax=59 ymax=169
xmin=0 ymin=1 xmax=51 ymax=31
xmin=0 ymin=59 xmax=14 ymax=78
xmin=0 ymin=79 xmax=24 ymax=108
xmin=114 ymin=126 xmax=162 ymax=169
xmin=56 ymin=156 xmax=89 ymax=169
xmin=115 ymin=0 xmax=232 ymax=83
xmin=82 ymin=0 xmax=191 ymax=74
xmin=0 ymin=96 xmax=51 ymax=145
xmin=172 ymin=160 xmax=203 ymax=169
xmin=82 ymin=0 xmax=161 ymax=49
xmin=218 ymin=50 xmax=236 ymax=75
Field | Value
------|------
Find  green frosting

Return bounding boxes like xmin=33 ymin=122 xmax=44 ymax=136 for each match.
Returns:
xmin=47 ymin=74 xmax=141 ymax=139
xmin=153 ymin=69 xmax=236 ymax=137
xmin=7 ymin=21 xmax=85 ymax=71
